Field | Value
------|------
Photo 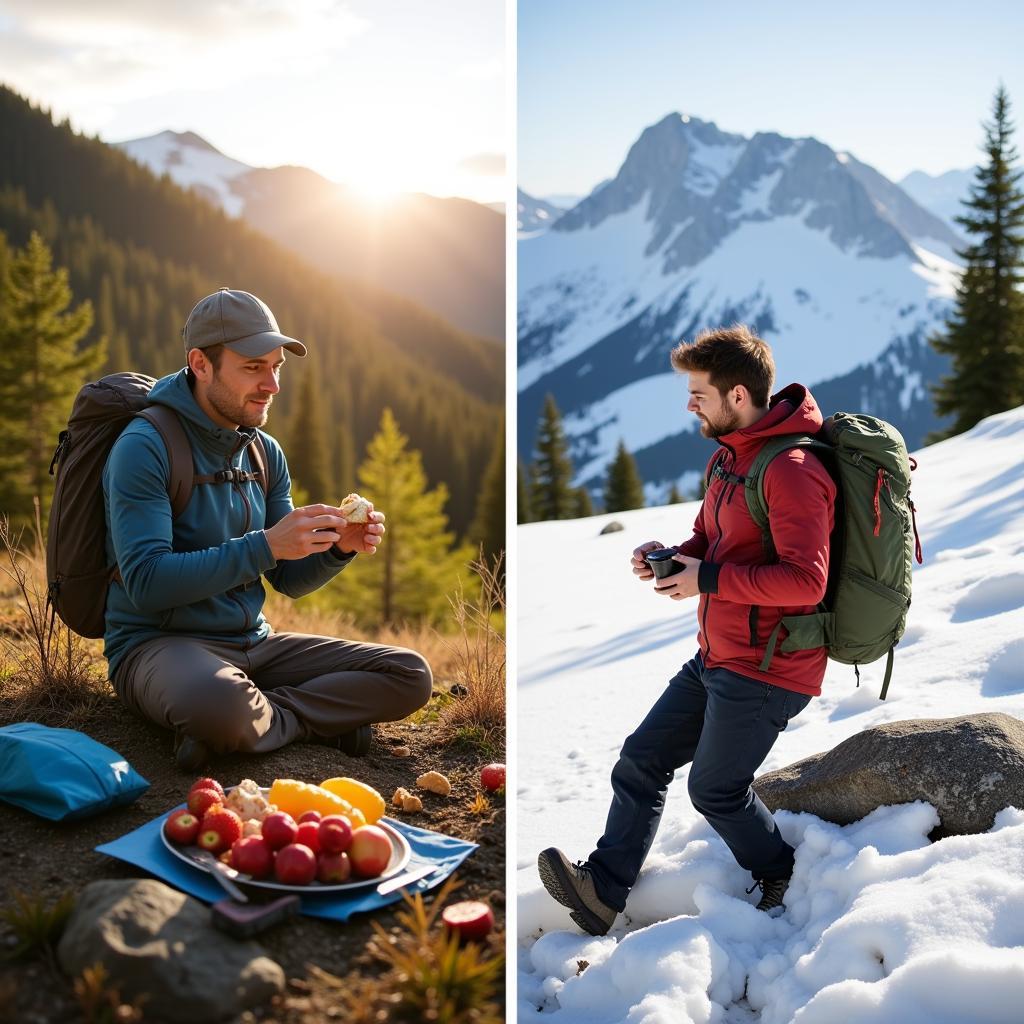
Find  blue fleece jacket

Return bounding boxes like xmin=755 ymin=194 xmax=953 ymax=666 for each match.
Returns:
xmin=101 ymin=369 xmax=354 ymax=680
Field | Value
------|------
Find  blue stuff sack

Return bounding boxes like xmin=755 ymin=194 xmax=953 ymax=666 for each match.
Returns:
xmin=0 ymin=722 xmax=149 ymax=821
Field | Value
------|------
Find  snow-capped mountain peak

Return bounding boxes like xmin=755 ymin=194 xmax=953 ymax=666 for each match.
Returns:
xmin=116 ymin=129 xmax=254 ymax=217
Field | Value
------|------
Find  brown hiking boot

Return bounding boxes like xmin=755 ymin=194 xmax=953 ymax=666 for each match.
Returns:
xmin=748 ymin=876 xmax=790 ymax=913
xmin=537 ymin=847 xmax=617 ymax=936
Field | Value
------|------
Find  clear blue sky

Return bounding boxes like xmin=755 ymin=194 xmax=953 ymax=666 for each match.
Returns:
xmin=519 ymin=0 xmax=1024 ymax=197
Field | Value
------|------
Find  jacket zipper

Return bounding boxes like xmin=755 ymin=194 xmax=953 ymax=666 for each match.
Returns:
xmin=701 ymin=442 xmax=735 ymax=661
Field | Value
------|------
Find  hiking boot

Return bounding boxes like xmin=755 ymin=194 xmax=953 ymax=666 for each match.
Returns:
xmin=309 ymin=724 xmax=373 ymax=757
xmin=748 ymin=876 xmax=790 ymax=913
xmin=337 ymin=724 xmax=373 ymax=757
xmin=174 ymin=733 xmax=210 ymax=773
xmin=537 ymin=847 xmax=617 ymax=936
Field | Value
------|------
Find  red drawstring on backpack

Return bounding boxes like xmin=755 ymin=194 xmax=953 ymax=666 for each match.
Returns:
xmin=909 ymin=499 xmax=923 ymax=563
xmin=872 ymin=468 xmax=885 ymax=536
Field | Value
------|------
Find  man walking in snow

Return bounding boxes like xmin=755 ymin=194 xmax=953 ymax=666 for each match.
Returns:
xmin=538 ymin=324 xmax=836 ymax=932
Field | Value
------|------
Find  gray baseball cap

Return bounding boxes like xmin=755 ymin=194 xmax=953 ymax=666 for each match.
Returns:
xmin=183 ymin=288 xmax=307 ymax=359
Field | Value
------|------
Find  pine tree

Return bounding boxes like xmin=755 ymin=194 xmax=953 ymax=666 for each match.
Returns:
xmin=469 ymin=418 xmax=505 ymax=567
xmin=574 ymin=487 xmax=594 ymax=518
xmin=604 ymin=439 xmax=645 ymax=512
xmin=530 ymin=393 xmax=575 ymax=521
xmin=930 ymin=85 xmax=1024 ymax=439
xmin=0 ymin=231 xmax=104 ymax=524
xmin=287 ymin=367 xmax=332 ymax=501
xmin=338 ymin=408 xmax=478 ymax=626
xmin=667 ymin=482 xmax=684 ymax=504
xmin=517 ymin=460 xmax=532 ymax=524
xmin=333 ymin=419 xmax=356 ymax=500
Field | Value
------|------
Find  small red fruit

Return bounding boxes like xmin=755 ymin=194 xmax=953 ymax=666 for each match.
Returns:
xmin=188 ymin=777 xmax=225 ymax=801
xmin=197 ymin=806 xmax=243 ymax=854
xmin=295 ymin=820 xmax=321 ymax=853
xmin=275 ymin=843 xmax=317 ymax=885
xmin=230 ymin=836 xmax=274 ymax=879
xmin=316 ymin=850 xmax=352 ymax=883
xmin=163 ymin=808 xmax=201 ymax=845
xmin=187 ymin=786 xmax=223 ymax=817
xmin=318 ymin=814 xmax=353 ymax=854
xmin=297 ymin=810 xmax=322 ymax=824
xmin=480 ymin=763 xmax=505 ymax=793
xmin=261 ymin=811 xmax=298 ymax=850
xmin=348 ymin=825 xmax=392 ymax=879
xmin=442 ymin=901 xmax=494 ymax=941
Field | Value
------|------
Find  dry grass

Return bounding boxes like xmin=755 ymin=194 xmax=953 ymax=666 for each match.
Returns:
xmin=435 ymin=558 xmax=505 ymax=751
xmin=0 ymin=508 xmax=110 ymax=728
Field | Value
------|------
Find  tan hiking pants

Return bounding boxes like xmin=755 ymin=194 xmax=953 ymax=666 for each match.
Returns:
xmin=111 ymin=631 xmax=433 ymax=754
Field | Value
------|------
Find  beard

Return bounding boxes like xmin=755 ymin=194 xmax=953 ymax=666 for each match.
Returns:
xmin=697 ymin=406 xmax=742 ymax=439
xmin=206 ymin=375 xmax=272 ymax=429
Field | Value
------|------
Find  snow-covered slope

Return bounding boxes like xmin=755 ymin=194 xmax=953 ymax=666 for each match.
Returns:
xmin=518 ymin=113 xmax=963 ymax=499
xmin=517 ymin=404 xmax=1024 ymax=1022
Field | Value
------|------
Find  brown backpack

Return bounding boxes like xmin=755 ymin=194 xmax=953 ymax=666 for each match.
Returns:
xmin=46 ymin=372 xmax=271 ymax=638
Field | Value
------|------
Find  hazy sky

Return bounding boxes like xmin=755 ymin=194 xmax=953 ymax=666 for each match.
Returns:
xmin=0 ymin=0 xmax=505 ymax=202
xmin=519 ymin=0 xmax=1024 ymax=198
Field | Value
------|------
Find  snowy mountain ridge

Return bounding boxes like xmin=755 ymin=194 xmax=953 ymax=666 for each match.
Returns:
xmin=518 ymin=113 xmax=964 ymax=500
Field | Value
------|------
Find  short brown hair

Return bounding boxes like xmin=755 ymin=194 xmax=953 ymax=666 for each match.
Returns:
xmin=670 ymin=324 xmax=775 ymax=407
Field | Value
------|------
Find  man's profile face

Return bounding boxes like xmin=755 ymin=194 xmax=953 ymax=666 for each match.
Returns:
xmin=686 ymin=371 xmax=741 ymax=439
xmin=200 ymin=346 xmax=285 ymax=429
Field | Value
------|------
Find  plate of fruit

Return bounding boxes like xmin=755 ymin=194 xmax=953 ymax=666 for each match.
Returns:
xmin=161 ymin=775 xmax=411 ymax=892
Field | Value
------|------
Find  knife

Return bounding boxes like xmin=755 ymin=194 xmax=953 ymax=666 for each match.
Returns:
xmin=193 ymin=849 xmax=250 ymax=903
xmin=377 ymin=863 xmax=441 ymax=895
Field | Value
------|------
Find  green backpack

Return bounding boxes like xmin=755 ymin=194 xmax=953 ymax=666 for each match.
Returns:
xmin=712 ymin=413 xmax=923 ymax=699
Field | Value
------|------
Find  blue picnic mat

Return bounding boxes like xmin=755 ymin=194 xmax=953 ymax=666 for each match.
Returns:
xmin=96 ymin=813 xmax=477 ymax=922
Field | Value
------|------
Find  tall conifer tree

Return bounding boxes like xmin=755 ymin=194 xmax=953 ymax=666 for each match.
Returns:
xmin=931 ymin=85 xmax=1024 ymax=438
xmin=574 ymin=487 xmax=594 ymax=518
xmin=530 ymin=393 xmax=575 ymax=521
xmin=339 ymin=409 xmax=477 ymax=626
xmin=604 ymin=440 xmax=645 ymax=512
xmin=0 ymin=231 xmax=103 ymax=523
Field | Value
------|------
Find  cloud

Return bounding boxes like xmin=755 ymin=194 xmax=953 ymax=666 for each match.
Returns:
xmin=457 ymin=151 xmax=505 ymax=176
xmin=0 ymin=0 xmax=369 ymax=127
xmin=458 ymin=56 xmax=503 ymax=81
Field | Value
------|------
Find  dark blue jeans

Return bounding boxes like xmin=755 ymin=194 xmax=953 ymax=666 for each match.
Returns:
xmin=587 ymin=654 xmax=811 ymax=911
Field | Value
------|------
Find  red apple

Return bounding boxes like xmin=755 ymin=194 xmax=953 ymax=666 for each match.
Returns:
xmin=480 ymin=763 xmax=505 ymax=793
xmin=318 ymin=814 xmax=353 ymax=854
xmin=317 ymin=850 xmax=352 ymax=883
xmin=348 ymin=825 xmax=392 ymax=879
xmin=163 ymin=808 xmax=200 ymax=845
xmin=230 ymin=836 xmax=273 ymax=879
xmin=274 ymin=843 xmax=317 ymax=885
xmin=297 ymin=810 xmax=322 ymax=824
xmin=261 ymin=811 xmax=298 ymax=850
xmin=295 ymin=820 xmax=321 ymax=853
xmin=442 ymin=901 xmax=494 ymax=941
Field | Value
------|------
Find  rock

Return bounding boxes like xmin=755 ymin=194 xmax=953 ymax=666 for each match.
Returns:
xmin=599 ymin=521 xmax=624 ymax=535
xmin=449 ymin=683 xmax=470 ymax=697
xmin=754 ymin=712 xmax=1024 ymax=837
xmin=391 ymin=745 xmax=411 ymax=757
xmin=57 ymin=879 xmax=284 ymax=1022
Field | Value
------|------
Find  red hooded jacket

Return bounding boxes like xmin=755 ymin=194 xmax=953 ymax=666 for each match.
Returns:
xmin=678 ymin=383 xmax=836 ymax=697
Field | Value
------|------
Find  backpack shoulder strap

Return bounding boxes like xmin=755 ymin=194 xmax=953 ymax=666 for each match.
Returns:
xmin=745 ymin=435 xmax=831 ymax=547
xmin=136 ymin=406 xmax=194 ymax=519
xmin=249 ymin=431 xmax=271 ymax=499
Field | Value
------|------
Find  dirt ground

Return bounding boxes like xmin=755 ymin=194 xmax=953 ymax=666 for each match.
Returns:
xmin=0 ymin=689 xmax=505 ymax=1023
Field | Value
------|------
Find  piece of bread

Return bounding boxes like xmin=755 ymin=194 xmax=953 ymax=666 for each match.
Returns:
xmin=339 ymin=492 xmax=371 ymax=523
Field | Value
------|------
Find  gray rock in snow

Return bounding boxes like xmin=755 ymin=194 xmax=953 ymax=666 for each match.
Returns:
xmin=754 ymin=712 xmax=1024 ymax=837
